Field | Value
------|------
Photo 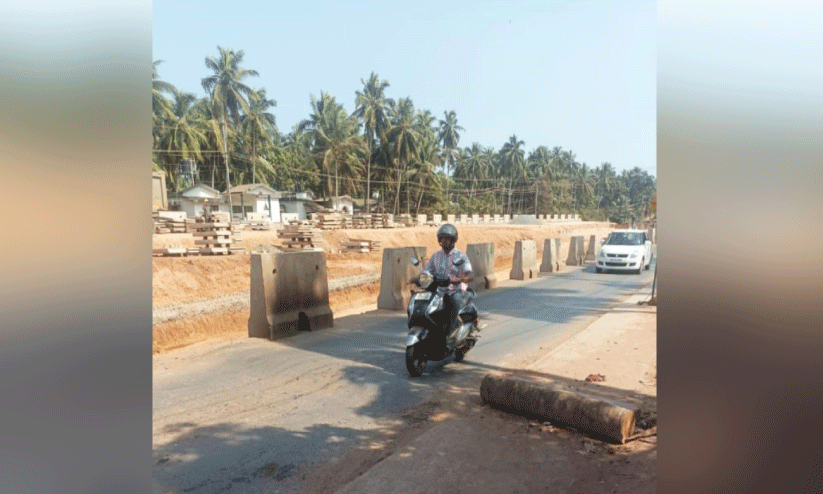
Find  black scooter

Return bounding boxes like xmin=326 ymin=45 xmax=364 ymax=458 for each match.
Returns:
xmin=405 ymin=256 xmax=481 ymax=377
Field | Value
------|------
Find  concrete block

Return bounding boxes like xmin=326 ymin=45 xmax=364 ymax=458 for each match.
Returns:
xmin=585 ymin=234 xmax=598 ymax=262
xmin=539 ymin=238 xmax=562 ymax=273
xmin=466 ymin=242 xmax=497 ymax=291
xmin=377 ymin=246 xmax=427 ymax=311
xmin=566 ymin=236 xmax=585 ymax=266
xmin=647 ymin=225 xmax=656 ymax=244
xmin=483 ymin=214 xmax=492 ymax=223
xmin=459 ymin=214 xmax=469 ymax=223
xmin=432 ymin=214 xmax=442 ymax=224
xmin=446 ymin=214 xmax=456 ymax=223
xmin=510 ymin=240 xmax=538 ymax=280
xmin=248 ymin=250 xmax=334 ymax=340
xmin=416 ymin=214 xmax=427 ymax=225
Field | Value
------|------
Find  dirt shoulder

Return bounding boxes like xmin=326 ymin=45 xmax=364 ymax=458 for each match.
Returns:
xmin=330 ymin=291 xmax=657 ymax=494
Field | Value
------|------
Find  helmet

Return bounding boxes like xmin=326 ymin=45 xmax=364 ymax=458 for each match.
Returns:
xmin=436 ymin=223 xmax=458 ymax=241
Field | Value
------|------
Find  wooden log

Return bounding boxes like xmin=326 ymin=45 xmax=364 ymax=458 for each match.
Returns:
xmin=479 ymin=373 xmax=636 ymax=444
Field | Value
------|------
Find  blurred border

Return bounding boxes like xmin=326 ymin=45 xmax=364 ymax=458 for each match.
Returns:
xmin=658 ymin=1 xmax=823 ymax=492
xmin=0 ymin=3 xmax=152 ymax=493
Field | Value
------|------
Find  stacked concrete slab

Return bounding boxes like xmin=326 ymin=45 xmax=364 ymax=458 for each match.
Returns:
xmin=248 ymin=250 xmax=334 ymax=340
xmin=466 ymin=242 xmax=497 ymax=291
xmin=509 ymin=240 xmax=538 ymax=280
xmin=377 ymin=246 xmax=428 ymax=311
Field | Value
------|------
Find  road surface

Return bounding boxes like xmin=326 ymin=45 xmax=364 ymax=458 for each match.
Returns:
xmin=153 ymin=262 xmax=655 ymax=494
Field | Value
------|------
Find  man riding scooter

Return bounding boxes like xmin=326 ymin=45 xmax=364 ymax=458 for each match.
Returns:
xmin=413 ymin=223 xmax=474 ymax=345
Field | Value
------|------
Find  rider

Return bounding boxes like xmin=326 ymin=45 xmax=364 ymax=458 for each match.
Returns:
xmin=424 ymin=223 xmax=474 ymax=341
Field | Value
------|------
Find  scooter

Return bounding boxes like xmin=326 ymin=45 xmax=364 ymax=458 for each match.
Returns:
xmin=405 ymin=256 xmax=481 ymax=377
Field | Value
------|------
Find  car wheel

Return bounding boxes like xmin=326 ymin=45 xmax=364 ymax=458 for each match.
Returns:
xmin=405 ymin=345 xmax=426 ymax=377
xmin=645 ymin=254 xmax=653 ymax=270
xmin=636 ymin=258 xmax=644 ymax=274
xmin=595 ymin=267 xmax=602 ymax=273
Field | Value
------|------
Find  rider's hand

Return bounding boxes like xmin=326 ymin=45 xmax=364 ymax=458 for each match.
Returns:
xmin=450 ymin=275 xmax=462 ymax=284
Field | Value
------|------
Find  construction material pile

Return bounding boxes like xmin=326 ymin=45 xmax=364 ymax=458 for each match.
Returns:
xmin=277 ymin=221 xmax=327 ymax=251
xmin=153 ymin=211 xmax=194 ymax=234
xmin=340 ymin=238 xmax=382 ymax=253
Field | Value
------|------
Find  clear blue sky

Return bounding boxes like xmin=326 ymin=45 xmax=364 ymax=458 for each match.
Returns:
xmin=153 ymin=0 xmax=656 ymax=177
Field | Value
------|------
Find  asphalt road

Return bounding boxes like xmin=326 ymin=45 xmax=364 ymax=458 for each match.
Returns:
xmin=153 ymin=261 xmax=655 ymax=494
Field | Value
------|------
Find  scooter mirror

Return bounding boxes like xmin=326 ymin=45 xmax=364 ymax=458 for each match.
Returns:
xmin=410 ymin=257 xmax=420 ymax=266
xmin=453 ymin=258 xmax=465 ymax=267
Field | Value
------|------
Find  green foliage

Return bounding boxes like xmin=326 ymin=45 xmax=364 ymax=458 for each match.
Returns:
xmin=152 ymin=53 xmax=656 ymax=216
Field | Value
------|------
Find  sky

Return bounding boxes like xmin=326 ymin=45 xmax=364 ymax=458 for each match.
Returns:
xmin=153 ymin=0 xmax=656 ymax=178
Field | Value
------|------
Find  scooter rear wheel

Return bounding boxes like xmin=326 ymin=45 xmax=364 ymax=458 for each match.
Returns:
xmin=405 ymin=345 xmax=427 ymax=377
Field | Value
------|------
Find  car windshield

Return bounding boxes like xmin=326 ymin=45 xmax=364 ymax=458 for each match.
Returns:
xmin=605 ymin=232 xmax=644 ymax=246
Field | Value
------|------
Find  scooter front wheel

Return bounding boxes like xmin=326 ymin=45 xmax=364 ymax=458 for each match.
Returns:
xmin=405 ymin=345 xmax=427 ymax=377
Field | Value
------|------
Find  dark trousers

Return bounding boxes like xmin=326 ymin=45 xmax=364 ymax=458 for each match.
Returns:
xmin=443 ymin=291 xmax=468 ymax=336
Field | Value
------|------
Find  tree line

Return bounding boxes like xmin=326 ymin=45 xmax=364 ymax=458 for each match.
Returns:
xmin=153 ymin=46 xmax=656 ymax=223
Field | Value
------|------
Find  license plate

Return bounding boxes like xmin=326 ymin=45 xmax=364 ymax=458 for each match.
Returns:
xmin=413 ymin=292 xmax=432 ymax=301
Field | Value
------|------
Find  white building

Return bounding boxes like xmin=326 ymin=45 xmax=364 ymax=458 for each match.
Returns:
xmin=279 ymin=190 xmax=318 ymax=221
xmin=170 ymin=183 xmax=225 ymax=218
xmin=227 ymin=184 xmax=282 ymax=222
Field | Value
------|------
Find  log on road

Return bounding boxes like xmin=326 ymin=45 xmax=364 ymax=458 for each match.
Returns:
xmin=480 ymin=373 xmax=637 ymax=444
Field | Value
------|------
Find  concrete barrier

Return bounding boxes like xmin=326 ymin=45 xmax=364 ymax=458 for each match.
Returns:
xmin=466 ymin=242 xmax=497 ymax=291
xmin=248 ymin=250 xmax=334 ymax=340
xmin=566 ymin=235 xmax=585 ymax=266
xmin=480 ymin=373 xmax=637 ymax=444
xmin=433 ymin=214 xmax=442 ymax=224
xmin=539 ymin=238 xmax=562 ymax=273
xmin=510 ymin=240 xmax=538 ymax=280
xmin=377 ymin=246 xmax=428 ymax=310
xmin=416 ymin=214 xmax=427 ymax=225
xmin=483 ymin=214 xmax=492 ymax=223
xmin=585 ymin=234 xmax=598 ymax=262
xmin=446 ymin=214 xmax=456 ymax=223
xmin=459 ymin=214 xmax=469 ymax=223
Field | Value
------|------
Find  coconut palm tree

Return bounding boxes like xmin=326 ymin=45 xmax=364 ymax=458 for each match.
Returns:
xmin=386 ymin=97 xmax=419 ymax=215
xmin=240 ymin=88 xmax=277 ymax=184
xmin=353 ymin=72 xmax=390 ymax=212
xmin=154 ymin=89 xmax=210 ymax=190
xmin=499 ymin=135 xmax=525 ymax=214
xmin=527 ymin=146 xmax=555 ymax=215
xmin=300 ymin=92 xmax=366 ymax=200
xmin=201 ymin=46 xmax=260 ymax=212
xmin=152 ymin=61 xmax=175 ymax=129
xmin=409 ymin=135 xmax=442 ymax=214
xmin=438 ymin=110 xmax=463 ymax=207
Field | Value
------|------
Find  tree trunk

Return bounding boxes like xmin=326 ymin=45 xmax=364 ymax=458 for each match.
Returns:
xmin=394 ymin=160 xmax=401 ymax=216
xmin=481 ymin=373 xmax=636 ymax=444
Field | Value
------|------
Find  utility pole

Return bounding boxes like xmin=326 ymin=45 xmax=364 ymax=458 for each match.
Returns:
xmin=222 ymin=119 xmax=233 ymax=218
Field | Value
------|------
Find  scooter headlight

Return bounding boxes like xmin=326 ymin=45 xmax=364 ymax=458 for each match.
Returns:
xmin=418 ymin=271 xmax=434 ymax=289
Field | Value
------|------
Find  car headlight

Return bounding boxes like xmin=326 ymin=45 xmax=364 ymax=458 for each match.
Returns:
xmin=629 ymin=250 xmax=639 ymax=259
xmin=418 ymin=271 xmax=433 ymax=289
xmin=598 ymin=249 xmax=606 ymax=258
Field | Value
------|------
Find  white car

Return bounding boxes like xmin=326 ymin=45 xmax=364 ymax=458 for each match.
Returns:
xmin=596 ymin=229 xmax=653 ymax=274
